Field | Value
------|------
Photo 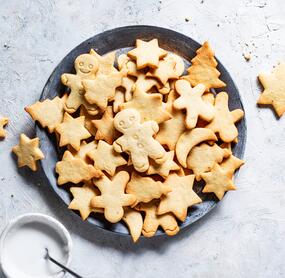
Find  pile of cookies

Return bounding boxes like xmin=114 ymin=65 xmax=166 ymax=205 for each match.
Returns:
xmin=20 ymin=39 xmax=245 ymax=242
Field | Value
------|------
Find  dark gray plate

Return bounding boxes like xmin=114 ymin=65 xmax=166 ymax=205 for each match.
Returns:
xmin=37 ymin=25 xmax=246 ymax=236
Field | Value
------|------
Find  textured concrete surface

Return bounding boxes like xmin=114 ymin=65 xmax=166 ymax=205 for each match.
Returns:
xmin=1 ymin=0 xmax=285 ymax=277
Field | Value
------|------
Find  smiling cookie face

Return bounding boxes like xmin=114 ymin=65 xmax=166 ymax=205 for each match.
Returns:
xmin=74 ymin=54 xmax=99 ymax=76
xmin=114 ymin=109 xmax=140 ymax=133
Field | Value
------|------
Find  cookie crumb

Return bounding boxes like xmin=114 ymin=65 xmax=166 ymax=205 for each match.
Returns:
xmin=11 ymin=194 xmax=14 ymax=198
xmin=243 ymin=53 xmax=251 ymax=61
xmin=185 ymin=17 xmax=191 ymax=22
xmin=217 ymin=24 xmax=220 ymax=27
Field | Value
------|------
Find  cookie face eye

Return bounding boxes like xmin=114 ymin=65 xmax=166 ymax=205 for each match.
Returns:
xmin=133 ymin=134 xmax=139 ymax=140
xmin=79 ymin=62 xmax=84 ymax=66
xmin=119 ymin=120 xmax=125 ymax=127
xmin=89 ymin=64 xmax=93 ymax=69
xmin=137 ymin=143 xmax=144 ymax=148
xmin=129 ymin=115 xmax=135 ymax=121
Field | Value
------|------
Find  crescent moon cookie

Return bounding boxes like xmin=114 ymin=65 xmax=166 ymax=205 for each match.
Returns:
xmin=257 ymin=62 xmax=285 ymax=117
xmin=22 ymin=39 xmax=245 ymax=242
xmin=113 ymin=109 xmax=167 ymax=172
xmin=176 ymin=128 xmax=218 ymax=168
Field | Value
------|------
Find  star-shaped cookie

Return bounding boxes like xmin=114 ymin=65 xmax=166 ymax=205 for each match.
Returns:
xmin=55 ymin=112 xmax=91 ymax=151
xmin=126 ymin=172 xmax=171 ymax=204
xmin=25 ymin=95 xmax=67 ymax=133
xmin=173 ymin=79 xmax=215 ymax=129
xmin=83 ymin=70 xmax=123 ymax=110
xmin=12 ymin=134 xmax=44 ymax=171
xmin=205 ymin=92 xmax=244 ymax=142
xmin=136 ymin=200 xmax=179 ymax=237
xmin=68 ymin=182 xmax=102 ymax=220
xmin=91 ymin=171 xmax=136 ymax=223
xmin=55 ymin=151 xmax=102 ymax=185
xmin=147 ymin=151 xmax=180 ymax=179
xmin=147 ymin=59 xmax=179 ymax=85
xmin=186 ymin=143 xmax=231 ymax=181
xmin=68 ymin=140 xmax=97 ymax=163
xmin=87 ymin=140 xmax=127 ymax=176
xmin=157 ymin=173 xmax=202 ymax=221
xmin=128 ymin=39 xmax=167 ymax=69
xmin=0 ymin=117 xmax=9 ymax=138
xmin=220 ymin=154 xmax=244 ymax=177
xmin=257 ymin=62 xmax=285 ymax=117
xmin=92 ymin=106 xmax=117 ymax=144
xmin=201 ymin=163 xmax=236 ymax=200
xmin=120 ymin=89 xmax=171 ymax=124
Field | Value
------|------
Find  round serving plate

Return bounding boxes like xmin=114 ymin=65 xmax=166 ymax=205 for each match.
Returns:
xmin=37 ymin=25 xmax=246 ymax=236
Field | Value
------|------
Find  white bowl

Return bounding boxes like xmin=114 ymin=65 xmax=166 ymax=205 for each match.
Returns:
xmin=0 ymin=213 xmax=72 ymax=278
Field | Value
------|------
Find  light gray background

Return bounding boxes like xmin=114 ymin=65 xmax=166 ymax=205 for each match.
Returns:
xmin=1 ymin=0 xmax=285 ymax=277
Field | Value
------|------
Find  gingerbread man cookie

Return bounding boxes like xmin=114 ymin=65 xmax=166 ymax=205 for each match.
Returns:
xmin=113 ymin=109 xmax=167 ymax=172
xmin=61 ymin=51 xmax=99 ymax=114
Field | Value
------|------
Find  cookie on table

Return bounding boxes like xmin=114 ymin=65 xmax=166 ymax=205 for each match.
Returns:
xmin=12 ymin=134 xmax=44 ymax=171
xmin=257 ymin=62 xmax=285 ymax=117
xmin=0 ymin=117 xmax=9 ymax=139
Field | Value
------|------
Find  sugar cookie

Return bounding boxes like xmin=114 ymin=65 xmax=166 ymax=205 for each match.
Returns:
xmin=126 ymin=172 xmax=171 ymax=204
xmin=113 ymin=109 xmax=167 ymax=172
xmin=157 ymin=173 xmax=202 ymax=221
xmin=55 ymin=112 xmax=91 ymax=151
xmin=176 ymin=128 xmax=217 ymax=167
xmin=12 ymin=134 xmax=44 ymax=171
xmin=128 ymin=39 xmax=167 ymax=69
xmin=136 ymin=200 xmax=179 ymax=237
xmin=174 ymin=79 xmax=215 ymax=129
xmin=91 ymin=171 xmax=136 ymax=223
xmin=257 ymin=62 xmax=285 ymax=117
xmin=205 ymin=92 xmax=244 ymax=143
xmin=56 ymin=151 xmax=102 ymax=185
xmin=87 ymin=140 xmax=127 ymax=176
